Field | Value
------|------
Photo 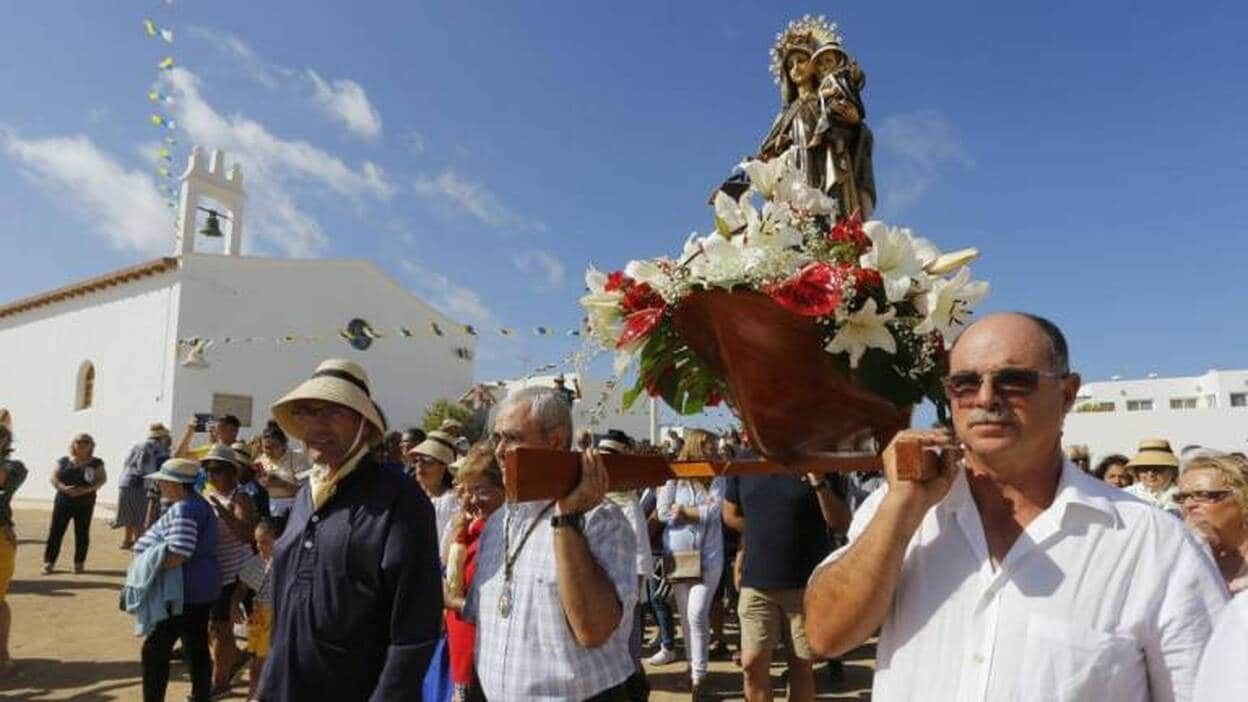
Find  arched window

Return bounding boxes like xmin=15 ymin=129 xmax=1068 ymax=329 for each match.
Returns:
xmin=75 ymin=361 xmax=95 ymax=410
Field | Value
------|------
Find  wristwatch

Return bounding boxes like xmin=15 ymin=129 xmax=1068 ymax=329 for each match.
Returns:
xmin=550 ymin=511 xmax=585 ymax=531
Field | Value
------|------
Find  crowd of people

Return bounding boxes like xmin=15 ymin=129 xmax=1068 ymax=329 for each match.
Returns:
xmin=0 ymin=312 xmax=1245 ymax=700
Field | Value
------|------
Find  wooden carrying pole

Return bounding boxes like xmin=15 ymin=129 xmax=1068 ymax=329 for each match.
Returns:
xmin=503 ymin=439 xmax=940 ymax=503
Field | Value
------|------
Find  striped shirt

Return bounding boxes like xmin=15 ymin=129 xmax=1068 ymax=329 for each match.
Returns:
xmin=134 ymin=494 xmax=220 ymax=604
xmin=211 ymin=487 xmax=255 ymax=582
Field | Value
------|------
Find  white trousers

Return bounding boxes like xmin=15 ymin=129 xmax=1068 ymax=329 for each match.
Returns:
xmin=672 ymin=563 xmax=724 ymax=682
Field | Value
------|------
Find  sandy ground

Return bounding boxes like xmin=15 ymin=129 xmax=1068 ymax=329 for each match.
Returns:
xmin=0 ymin=509 xmax=874 ymax=700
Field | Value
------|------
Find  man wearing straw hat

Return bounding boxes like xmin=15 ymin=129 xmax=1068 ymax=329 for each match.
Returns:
xmin=257 ymin=359 xmax=441 ymax=701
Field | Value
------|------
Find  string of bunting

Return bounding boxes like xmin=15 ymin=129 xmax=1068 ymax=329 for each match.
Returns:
xmin=143 ymin=3 xmax=181 ymax=218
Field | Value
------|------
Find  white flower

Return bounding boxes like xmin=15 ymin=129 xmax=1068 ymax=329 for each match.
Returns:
xmin=688 ymin=233 xmax=747 ymax=288
xmin=773 ymin=174 xmax=838 ymax=215
xmin=713 ymin=191 xmax=755 ymax=238
xmin=740 ymin=155 xmax=787 ymax=200
xmin=584 ymin=265 xmax=609 ymax=294
xmin=914 ymin=267 xmax=990 ymax=336
xmin=624 ymin=259 xmax=672 ymax=293
xmin=924 ymin=247 xmax=980 ymax=275
xmin=859 ymin=222 xmax=927 ymax=302
xmin=745 ymin=202 xmax=803 ymax=251
xmin=825 ymin=299 xmax=897 ymax=368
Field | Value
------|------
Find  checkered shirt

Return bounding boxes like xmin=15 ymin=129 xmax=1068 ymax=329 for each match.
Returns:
xmin=468 ymin=499 xmax=637 ymax=701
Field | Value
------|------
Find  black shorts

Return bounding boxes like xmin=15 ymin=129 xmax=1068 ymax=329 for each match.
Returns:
xmin=210 ymin=580 xmax=239 ymax=622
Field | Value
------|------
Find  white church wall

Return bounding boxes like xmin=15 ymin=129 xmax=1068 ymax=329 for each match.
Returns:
xmin=0 ymin=273 xmax=180 ymax=504
xmin=171 ymin=254 xmax=475 ymax=441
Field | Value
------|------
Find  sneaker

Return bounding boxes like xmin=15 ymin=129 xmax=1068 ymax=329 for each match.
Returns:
xmin=646 ymin=647 xmax=678 ymax=666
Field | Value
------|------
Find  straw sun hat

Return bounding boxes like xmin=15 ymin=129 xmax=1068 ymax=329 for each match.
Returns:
xmin=411 ymin=430 xmax=457 ymax=465
xmin=148 ymin=458 xmax=201 ymax=484
xmin=1126 ymin=438 xmax=1180 ymax=470
xmin=271 ymin=359 xmax=386 ymax=443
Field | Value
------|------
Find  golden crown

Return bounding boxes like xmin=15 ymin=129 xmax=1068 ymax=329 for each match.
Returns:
xmin=769 ymin=15 xmax=844 ymax=84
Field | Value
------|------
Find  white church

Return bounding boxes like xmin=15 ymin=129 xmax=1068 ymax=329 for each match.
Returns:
xmin=0 ymin=147 xmax=475 ymax=503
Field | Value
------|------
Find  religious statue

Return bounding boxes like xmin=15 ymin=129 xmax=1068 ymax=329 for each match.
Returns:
xmin=758 ymin=16 xmax=875 ymax=219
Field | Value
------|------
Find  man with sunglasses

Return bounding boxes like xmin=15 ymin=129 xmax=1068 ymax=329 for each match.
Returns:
xmin=805 ymin=313 xmax=1228 ymax=701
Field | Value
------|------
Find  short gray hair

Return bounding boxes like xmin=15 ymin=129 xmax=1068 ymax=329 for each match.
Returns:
xmin=496 ymin=386 xmax=573 ymax=449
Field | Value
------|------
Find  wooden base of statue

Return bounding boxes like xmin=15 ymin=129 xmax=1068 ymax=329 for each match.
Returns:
xmin=504 ymin=289 xmax=938 ymax=502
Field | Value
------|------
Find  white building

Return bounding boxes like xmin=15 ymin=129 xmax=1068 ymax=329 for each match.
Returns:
xmin=1063 ymin=369 xmax=1248 ymax=462
xmin=0 ymin=147 xmax=475 ymax=503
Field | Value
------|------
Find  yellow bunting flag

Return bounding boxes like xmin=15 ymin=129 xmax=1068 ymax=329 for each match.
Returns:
xmin=158 ymin=57 xmax=174 ymax=70
xmin=143 ymin=19 xmax=158 ymax=37
xmin=150 ymin=114 xmax=165 ymax=127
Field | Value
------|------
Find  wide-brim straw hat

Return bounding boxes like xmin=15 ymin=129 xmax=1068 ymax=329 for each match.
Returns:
xmin=271 ymin=359 xmax=386 ymax=444
xmin=230 ymin=441 xmax=254 ymax=464
xmin=1127 ymin=438 xmax=1179 ymax=469
xmin=200 ymin=444 xmax=239 ymax=471
xmin=149 ymin=458 xmax=201 ymax=484
xmin=411 ymin=430 xmax=456 ymax=465
xmin=148 ymin=422 xmax=171 ymax=440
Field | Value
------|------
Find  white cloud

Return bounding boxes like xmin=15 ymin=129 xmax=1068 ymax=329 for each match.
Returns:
xmin=307 ymin=70 xmax=382 ymax=140
xmin=399 ymin=258 xmax=496 ymax=329
xmin=413 ymin=170 xmax=545 ymax=232
xmin=512 ymin=250 xmax=566 ymax=290
xmin=190 ymin=27 xmax=381 ymax=141
xmin=876 ymin=110 xmax=972 ymax=209
xmin=1 ymin=125 xmax=171 ymax=254
xmin=163 ymin=67 xmax=395 ymax=255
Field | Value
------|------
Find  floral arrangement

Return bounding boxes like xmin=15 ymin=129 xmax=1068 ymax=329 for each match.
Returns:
xmin=580 ymin=148 xmax=988 ymax=416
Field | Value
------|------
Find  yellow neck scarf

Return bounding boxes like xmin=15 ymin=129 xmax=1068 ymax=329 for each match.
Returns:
xmin=309 ymin=448 xmax=367 ymax=512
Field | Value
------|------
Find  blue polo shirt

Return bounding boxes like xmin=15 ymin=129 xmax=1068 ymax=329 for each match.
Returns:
xmin=134 ymin=492 xmax=221 ymax=605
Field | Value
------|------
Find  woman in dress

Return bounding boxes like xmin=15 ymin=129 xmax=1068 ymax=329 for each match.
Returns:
xmin=408 ymin=430 xmax=459 ymax=557
xmin=43 ymin=433 xmax=107 ymax=574
xmin=115 ymin=424 xmax=171 ymax=549
xmin=0 ymin=425 xmax=28 ymax=678
xmin=443 ymin=444 xmax=505 ymax=702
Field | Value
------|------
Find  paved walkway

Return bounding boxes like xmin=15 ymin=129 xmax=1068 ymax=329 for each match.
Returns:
xmin=0 ymin=509 xmax=874 ymax=700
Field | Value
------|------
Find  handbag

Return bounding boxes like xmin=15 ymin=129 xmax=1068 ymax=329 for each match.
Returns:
xmin=663 ymin=486 xmax=705 ymax=583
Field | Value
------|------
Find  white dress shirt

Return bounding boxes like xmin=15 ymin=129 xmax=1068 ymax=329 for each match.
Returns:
xmin=820 ymin=460 xmax=1228 ymax=702
xmin=1193 ymin=590 xmax=1248 ymax=699
xmin=468 ymin=499 xmax=638 ymax=701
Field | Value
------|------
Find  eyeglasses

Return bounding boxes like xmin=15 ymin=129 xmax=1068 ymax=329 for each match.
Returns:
xmin=1175 ymin=490 xmax=1232 ymax=505
xmin=412 ymin=455 xmax=442 ymax=465
xmin=463 ymin=485 xmax=503 ymax=499
xmin=289 ymin=404 xmax=354 ymax=422
xmin=943 ymin=368 xmax=1066 ymax=400
xmin=1132 ymin=465 xmax=1173 ymax=475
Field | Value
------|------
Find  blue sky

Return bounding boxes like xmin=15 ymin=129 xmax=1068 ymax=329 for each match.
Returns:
xmin=1 ymin=1 xmax=1246 ymax=425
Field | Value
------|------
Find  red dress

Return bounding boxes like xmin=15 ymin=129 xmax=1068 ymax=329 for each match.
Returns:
xmin=446 ymin=518 xmax=485 ymax=686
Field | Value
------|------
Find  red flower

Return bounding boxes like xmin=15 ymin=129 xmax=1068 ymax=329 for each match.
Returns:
xmin=829 ymin=211 xmax=869 ymax=251
xmin=766 ymin=262 xmax=849 ymax=317
xmin=706 ymin=392 xmax=723 ymax=407
xmin=616 ymin=308 xmax=664 ymax=349
xmin=604 ymin=271 xmax=629 ymax=293
xmin=854 ymin=267 xmax=882 ymax=291
xmin=621 ymin=282 xmax=665 ymax=315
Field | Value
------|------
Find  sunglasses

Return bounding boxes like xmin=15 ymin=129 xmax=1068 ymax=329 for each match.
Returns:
xmin=1174 ymin=490 xmax=1231 ymax=505
xmin=944 ymin=368 xmax=1066 ymax=400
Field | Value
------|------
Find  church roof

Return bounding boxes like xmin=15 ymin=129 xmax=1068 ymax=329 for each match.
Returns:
xmin=0 ymin=257 xmax=179 ymax=321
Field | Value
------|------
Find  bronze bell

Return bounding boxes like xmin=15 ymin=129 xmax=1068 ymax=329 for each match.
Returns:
xmin=198 ymin=209 xmax=224 ymax=238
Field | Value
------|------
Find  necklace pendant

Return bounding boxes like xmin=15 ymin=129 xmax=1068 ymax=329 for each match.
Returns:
xmin=498 ymin=585 xmax=513 ymax=618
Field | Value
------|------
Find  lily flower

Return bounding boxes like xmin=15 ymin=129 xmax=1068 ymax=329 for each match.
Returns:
xmin=713 ymin=191 xmax=756 ymax=238
xmin=740 ymin=154 xmax=788 ymax=200
xmin=914 ymin=267 xmax=990 ymax=336
xmin=624 ymin=259 xmax=673 ymax=296
xmin=773 ymin=175 xmax=838 ymax=215
xmin=826 ymin=298 xmax=897 ymax=368
xmin=924 ymin=247 xmax=980 ymax=276
xmin=859 ymin=222 xmax=927 ymax=302
xmin=688 ymin=233 xmax=747 ymax=288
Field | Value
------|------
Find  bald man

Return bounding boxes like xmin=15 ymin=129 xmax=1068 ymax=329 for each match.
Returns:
xmin=804 ymin=313 xmax=1227 ymax=702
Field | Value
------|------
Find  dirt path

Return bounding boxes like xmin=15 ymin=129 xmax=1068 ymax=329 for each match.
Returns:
xmin=0 ymin=509 xmax=874 ymax=700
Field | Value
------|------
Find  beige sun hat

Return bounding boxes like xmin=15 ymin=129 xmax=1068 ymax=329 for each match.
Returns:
xmin=1127 ymin=438 xmax=1180 ymax=469
xmin=200 ymin=444 xmax=239 ymax=471
xmin=410 ymin=430 xmax=457 ymax=465
xmin=271 ymin=359 xmax=386 ymax=443
xmin=148 ymin=422 xmax=172 ymax=440
xmin=149 ymin=458 xmax=201 ymax=484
